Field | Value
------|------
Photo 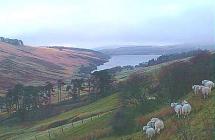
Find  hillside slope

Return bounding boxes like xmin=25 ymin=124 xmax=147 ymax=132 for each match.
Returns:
xmin=0 ymin=42 xmax=108 ymax=91
xmin=101 ymin=89 xmax=215 ymax=140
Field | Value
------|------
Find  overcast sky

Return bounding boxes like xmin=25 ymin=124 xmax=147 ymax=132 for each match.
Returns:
xmin=0 ymin=0 xmax=214 ymax=48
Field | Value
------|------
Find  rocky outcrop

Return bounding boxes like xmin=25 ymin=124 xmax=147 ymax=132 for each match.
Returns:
xmin=0 ymin=37 xmax=24 ymax=46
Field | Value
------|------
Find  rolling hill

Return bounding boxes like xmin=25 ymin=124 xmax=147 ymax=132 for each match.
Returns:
xmin=0 ymin=41 xmax=108 ymax=91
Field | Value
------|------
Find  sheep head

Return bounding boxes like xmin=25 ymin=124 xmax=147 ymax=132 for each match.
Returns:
xmin=143 ymin=126 xmax=150 ymax=131
xmin=192 ymin=85 xmax=195 ymax=90
xmin=170 ymin=103 xmax=176 ymax=107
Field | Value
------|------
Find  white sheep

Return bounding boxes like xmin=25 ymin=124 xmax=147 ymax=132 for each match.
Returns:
xmin=192 ymin=85 xmax=202 ymax=95
xmin=181 ymin=100 xmax=192 ymax=118
xmin=171 ymin=103 xmax=182 ymax=118
xmin=143 ymin=126 xmax=156 ymax=140
xmin=150 ymin=118 xmax=164 ymax=134
xmin=155 ymin=120 xmax=164 ymax=134
xmin=203 ymin=81 xmax=214 ymax=90
xmin=150 ymin=117 xmax=160 ymax=122
xmin=201 ymin=86 xmax=211 ymax=99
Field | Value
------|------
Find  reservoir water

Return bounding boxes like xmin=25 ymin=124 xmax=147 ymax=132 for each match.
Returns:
xmin=96 ymin=55 xmax=160 ymax=71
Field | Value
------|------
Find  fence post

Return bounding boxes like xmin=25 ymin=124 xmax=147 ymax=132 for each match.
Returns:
xmin=48 ymin=130 xmax=51 ymax=140
xmin=61 ymin=127 xmax=64 ymax=135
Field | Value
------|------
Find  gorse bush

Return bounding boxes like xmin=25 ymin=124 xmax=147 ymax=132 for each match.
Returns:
xmin=158 ymin=61 xmax=194 ymax=100
xmin=120 ymin=72 xmax=153 ymax=104
xmin=111 ymin=107 xmax=137 ymax=135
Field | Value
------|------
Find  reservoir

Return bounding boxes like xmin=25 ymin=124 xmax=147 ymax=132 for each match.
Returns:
xmin=96 ymin=55 xmax=160 ymax=71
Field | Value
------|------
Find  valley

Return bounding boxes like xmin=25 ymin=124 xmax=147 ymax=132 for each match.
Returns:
xmin=0 ymin=47 xmax=214 ymax=140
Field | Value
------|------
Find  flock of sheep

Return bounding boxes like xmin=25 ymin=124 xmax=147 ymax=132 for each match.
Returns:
xmin=192 ymin=80 xmax=214 ymax=99
xmin=142 ymin=80 xmax=214 ymax=140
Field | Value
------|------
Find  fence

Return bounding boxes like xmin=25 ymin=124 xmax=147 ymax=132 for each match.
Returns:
xmin=32 ymin=110 xmax=114 ymax=140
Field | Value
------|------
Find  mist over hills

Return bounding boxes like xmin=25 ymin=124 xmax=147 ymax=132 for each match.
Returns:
xmin=98 ymin=44 xmax=215 ymax=55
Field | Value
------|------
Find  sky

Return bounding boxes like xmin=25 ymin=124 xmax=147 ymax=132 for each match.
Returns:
xmin=0 ymin=0 xmax=214 ymax=48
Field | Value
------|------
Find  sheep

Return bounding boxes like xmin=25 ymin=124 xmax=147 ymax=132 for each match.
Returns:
xmin=203 ymin=81 xmax=214 ymax=90
xmin=143 ymin=126 xmax=156 ymax=140
xmin=192 ymin=85 xmax=211 ymax=98
xmin=147 ymin=118 xmax=163 ymax=132
xmin=155 ymin=120 xmax=164 ymax=134
xmin=201 ymin=86 xmax=211 ymax=99
xmin=147 ymin=120 xmax=155 ymax=129
xmin=171 ymin=103 xmax=182 ymax=118
xmin=150 ymin=117 xmax=160 ymax=122
xmin=192 ymin=85 xmax=202 ymax=95
xmin=181 ymin=100 xmax=192 ymax=118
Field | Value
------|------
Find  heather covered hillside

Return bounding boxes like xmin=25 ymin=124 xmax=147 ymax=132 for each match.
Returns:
xmin=0 ymin=41 xmax=108 ymax=91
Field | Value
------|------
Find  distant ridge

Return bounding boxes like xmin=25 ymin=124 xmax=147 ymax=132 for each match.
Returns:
xmin=98 ymin=44 xmax=215 ymax=55
xmin=0 ymin=37 xmax=24 ymax=46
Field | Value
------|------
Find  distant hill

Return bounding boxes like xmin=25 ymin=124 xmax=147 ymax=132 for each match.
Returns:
xmin=0 ymin=42 xmax=108 ymax=91
xmin=98 ymin=44 xmax=215 ymax=55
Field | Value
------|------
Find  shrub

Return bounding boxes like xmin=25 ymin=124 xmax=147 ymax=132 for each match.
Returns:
xmin=111 ymin=108 xmax=137 ymax=135
xmin=158 ymin=51 xmax=214 ymax=101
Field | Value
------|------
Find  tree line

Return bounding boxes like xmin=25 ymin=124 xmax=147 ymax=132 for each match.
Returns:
xmin=137 ymin=49 xmax=209 ymax=67
xmin=0 ymin=70 xmax=114 ymax=121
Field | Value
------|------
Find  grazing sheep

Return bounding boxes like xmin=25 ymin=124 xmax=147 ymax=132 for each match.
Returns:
xmin=201 ymin=86 xmax=211 ymax=99
xmin=147 ymin=118 xmax=164 ymax=132
xmin=203 ymin=81 xmax=214 ymax=90
xmin=181 ymin=100 xmax=192 ymax=118
xmin=192 ymin=85 xmax=202 ymax=95
xmin=155 ymin=120 xmax=164 ymax=134
xmin=171 ymin=103 xmax=182 ymax=118
xmin=143 ymin=126 xmax=156 ymax=140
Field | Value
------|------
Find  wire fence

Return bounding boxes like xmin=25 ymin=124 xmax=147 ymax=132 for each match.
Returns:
xmin=32 ymin=110 xmax=114 ymax=140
